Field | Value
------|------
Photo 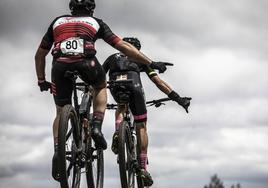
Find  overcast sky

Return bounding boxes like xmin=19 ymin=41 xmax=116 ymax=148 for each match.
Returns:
xmin=1 ymin=0 xmax=268 ymax=188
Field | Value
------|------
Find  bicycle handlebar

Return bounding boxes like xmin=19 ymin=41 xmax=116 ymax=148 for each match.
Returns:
xmin=146 ymin=97 xmax=171 ymax=107
xmin=107 ymin=97 xmax=171 ymax=110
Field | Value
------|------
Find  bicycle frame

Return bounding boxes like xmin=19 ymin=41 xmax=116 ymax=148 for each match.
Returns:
xmin=65 ymin=71 xmax=91 ymax=119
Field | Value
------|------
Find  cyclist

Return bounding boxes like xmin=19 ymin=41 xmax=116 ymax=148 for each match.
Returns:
xmin=34 ymin=0 xmax=168 ymax=181
xmin=103 ymin=37 xmax=191 ymax=186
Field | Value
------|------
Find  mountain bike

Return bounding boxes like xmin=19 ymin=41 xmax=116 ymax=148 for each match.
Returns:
xmin=57 ymin=70 xmax=104 ymax=188
xmin=107 ymin=79 xmax=171 ymax=188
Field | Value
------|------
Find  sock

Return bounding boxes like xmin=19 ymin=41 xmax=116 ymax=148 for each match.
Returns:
xmin=140 ymin=151 xmax=148 ymax=170
xmin=92 ymin=111 xmax=104 ymax=128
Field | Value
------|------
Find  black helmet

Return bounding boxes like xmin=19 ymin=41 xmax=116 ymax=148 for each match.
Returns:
xmin=123 ymin=37 xmax=141 ymax=50
xmin=69 ymin=0 xmax=95 ymax=14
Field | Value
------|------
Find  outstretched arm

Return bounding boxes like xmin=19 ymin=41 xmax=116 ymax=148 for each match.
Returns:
xmin=114 ymin=40 xmax=152 ymax=65
xmin=150 ymin=75 xmax=173 ymax=95
xmin=114 ymin=40 xmax=167 ymax=73
xmin=150 ymin=75 xmax=191 ymax=113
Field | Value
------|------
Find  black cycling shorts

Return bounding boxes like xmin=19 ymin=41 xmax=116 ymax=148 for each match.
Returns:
xmin=51 ymin=57 xmax=106 ymax=106
xmin=110 ymin=71 xmax=147 ymax=122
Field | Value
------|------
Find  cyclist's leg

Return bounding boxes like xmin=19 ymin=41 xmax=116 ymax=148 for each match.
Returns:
xmin=52 ymin=105 xmax=61 ymax=148
xmin=136 ymin=121 xmax=148 ymax=156
xmin=51 ymin=61 xmax=73 ymax=181
xmin=128 ymin=72 xmax=148 ymax=169
xmin=115 ymin=104 xmax=126 ymax=131
xmin=135 ymin=121 xmax=148 ymax=170
xmin=135 ymin=121 xmax=153 ymax=186
xmin=109 ymin=78 xmax=127 ymax=131
xmin=52 ymin=60 xmax=73 ymax=143
xmin=78 ymin=58 xmax=108 ymax=149
xmin=128 ymin=73 xmax=154 ymax=186
xmin=111 ymin=104 xmax=126 ymax=154
xmin=134 ymin=120 xmax=154 ymax=187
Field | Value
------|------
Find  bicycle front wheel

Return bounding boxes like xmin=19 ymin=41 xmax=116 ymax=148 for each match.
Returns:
xmin=58 ymin=105 xmax=81 ymax=188
xmin=118 ymin=121 xmax=135 ymax=188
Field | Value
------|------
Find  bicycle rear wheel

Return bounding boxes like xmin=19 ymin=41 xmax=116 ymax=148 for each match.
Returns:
xmin=58 ymin=105 xmax=81 ymax=188
xmin=118 ymin=121 xmax=136 ymax=188
xmin=86 ymin=116 xmax=104 ymax=188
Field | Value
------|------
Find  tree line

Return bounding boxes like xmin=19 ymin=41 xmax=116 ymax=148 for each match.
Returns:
xmin=204 ymin=174 xmax=241 ymax=188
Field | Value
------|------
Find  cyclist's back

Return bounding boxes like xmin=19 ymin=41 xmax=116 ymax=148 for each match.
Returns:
xmin=39 ymin=2 xmax=121 ymax=106
xmin=42 ymin=15 xmax=120 ymax=63
xmin=103 ymin=52 xmax=153 ymax=122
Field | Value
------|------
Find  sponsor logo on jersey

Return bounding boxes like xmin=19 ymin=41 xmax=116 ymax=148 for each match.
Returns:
xmin=53 ymin=17 xmax=100 ymax=32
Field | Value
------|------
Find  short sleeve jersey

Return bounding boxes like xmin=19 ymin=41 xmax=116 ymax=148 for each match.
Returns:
xmin=103 ymin=53 xmax=157 ymax=78
xmin=39 ymin=15 xmax=121 ymax=56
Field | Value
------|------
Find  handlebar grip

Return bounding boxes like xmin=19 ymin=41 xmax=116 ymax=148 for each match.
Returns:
xmin=164 ymin=62 xmax=174 ymax=66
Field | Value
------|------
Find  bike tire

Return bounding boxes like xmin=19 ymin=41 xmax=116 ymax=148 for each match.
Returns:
xmin=58 ymin=105 xmax=81 ymax=188
xmin=86 ymin=115 xmax=104 ymax=188
xmin=118 ymin=121 xmax=135 ymax=188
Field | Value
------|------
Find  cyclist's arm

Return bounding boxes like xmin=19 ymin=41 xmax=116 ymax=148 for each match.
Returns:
xmin=150 ymin=74 xmax=173 ymax=95
xmin=35 ymin=21 xmax=54 ymax=81
xmin=96 ymin=19 xmax=153 ymax=66
xmin=143 ymin=64 xmax=172 ymax=94
xmin=114 ymin=40 xmax=152 ymax=66
xmin=35 ymin=47 xmax=50 ymax=81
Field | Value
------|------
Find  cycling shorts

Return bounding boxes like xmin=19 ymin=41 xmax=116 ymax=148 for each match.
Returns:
xmin=109 ymin=71 xmax=147 ymax=122
xmin=51 ymin=57 xmax=106 ymax=106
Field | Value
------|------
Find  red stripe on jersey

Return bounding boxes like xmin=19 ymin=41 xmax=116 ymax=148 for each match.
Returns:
xmin=56 ymin=57 xmax=84 ymax=63
xmin=55 ymin=22 xmax=97 ymax=33
xmin=107 ymin=35 xmax=121 ymax=46
xmin=53 ymin=22 xmax=97 ymax=42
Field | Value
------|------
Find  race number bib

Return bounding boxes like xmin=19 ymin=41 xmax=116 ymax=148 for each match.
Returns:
xmin=116 ymin=74 xmax=128 ymax=80
xmin=60 ymin=38 xmax=84 ymax=55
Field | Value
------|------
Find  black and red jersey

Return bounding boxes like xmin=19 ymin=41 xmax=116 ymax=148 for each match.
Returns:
xmin=103 ymin=53 xmax=157 ymax=79
xmin=39 ymin=15 xmax=120 ymax=61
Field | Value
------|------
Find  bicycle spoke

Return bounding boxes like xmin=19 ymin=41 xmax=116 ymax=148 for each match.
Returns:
xmin=72 ymin=166 xmax=80 ymax=188
xmin=91 ymin=151 xmax=99 ymax=184
xmin=67 ymin=162 xmax=73 ymax=177
xmin=66 ymin=127 xmax=73 ymax=141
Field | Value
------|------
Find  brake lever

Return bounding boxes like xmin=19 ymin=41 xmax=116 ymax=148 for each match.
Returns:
xmin=155 ymin=102 xmax=165 ymax=108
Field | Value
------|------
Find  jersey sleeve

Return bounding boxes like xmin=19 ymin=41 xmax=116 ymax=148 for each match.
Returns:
xmin=38 ymin=21 xmax=54 ymax=50
xmin=96 ymin=19 xmax=121 ymax=47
